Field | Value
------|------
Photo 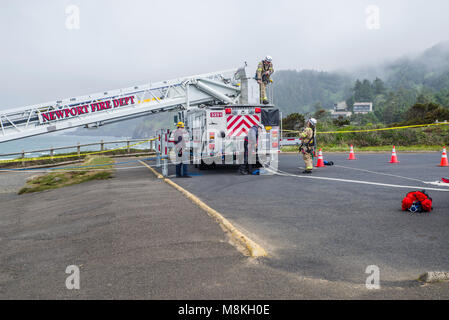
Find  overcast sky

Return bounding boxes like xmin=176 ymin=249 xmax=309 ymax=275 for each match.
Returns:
xmin=1 ymin=0 xmax=449 ymax=110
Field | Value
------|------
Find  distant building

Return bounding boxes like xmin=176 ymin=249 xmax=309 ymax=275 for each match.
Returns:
xmin=331 ymin=101 xmax=352 ymax=119
xmin=353 ymin=102 xmax=373 ymax=114
xmin=335 ymin=101 xmax=348 ymax=111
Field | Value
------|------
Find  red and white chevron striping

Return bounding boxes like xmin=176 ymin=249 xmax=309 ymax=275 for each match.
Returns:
xmin=226 ymin=115 xmax=260 ymax=137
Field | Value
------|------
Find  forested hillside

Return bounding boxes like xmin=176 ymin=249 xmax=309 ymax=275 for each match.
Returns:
xmin=274 ymin=41 xmax=449 ymax=117
xmin=272 ymin=70 xmax=353 ymax=114
xmin=384 ymin=42 xmax=449 ymax=91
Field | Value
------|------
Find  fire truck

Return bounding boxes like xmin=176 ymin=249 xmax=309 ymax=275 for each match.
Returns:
xmin=179 ymin=104 xmax=280 ymax=170
xmin=0 ymin=63 xmax=283 ymax=174
xmin=167 ymin=65 xmax=280 ymax=172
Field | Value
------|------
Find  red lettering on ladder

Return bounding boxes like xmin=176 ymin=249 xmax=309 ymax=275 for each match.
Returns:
xmin=41 ymin=113 xmax=51 ymax=122
xmin=55 ymin=110 xmax=64 ymax=119
xmin=76 ymin=106 xmax=85 ymax=115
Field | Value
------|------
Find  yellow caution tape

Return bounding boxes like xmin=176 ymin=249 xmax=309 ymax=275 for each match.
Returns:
xmin=282 ymin=122 xmax=449 ymax=134
xmin=0 ymin=138 xmax=157 ymax=164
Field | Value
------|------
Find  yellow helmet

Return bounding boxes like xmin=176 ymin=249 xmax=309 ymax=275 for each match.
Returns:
xmin=176 ymin=122 xmax=184 ymax=128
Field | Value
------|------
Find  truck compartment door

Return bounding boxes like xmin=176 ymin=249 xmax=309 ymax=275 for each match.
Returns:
xmin=261 ymin=109 xmax=280 ymax=127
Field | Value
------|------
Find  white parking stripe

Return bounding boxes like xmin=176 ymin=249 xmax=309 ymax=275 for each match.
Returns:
xmin=268 ymin=167 xmax=449 ymax=192
xmin=335 ymin=164 xmax=423 ymax=183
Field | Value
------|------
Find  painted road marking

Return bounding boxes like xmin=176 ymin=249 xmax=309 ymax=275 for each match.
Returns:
xmin=269 ymin=167 xmax=449 ymax=192
xmin=423 ymin=181 xmax=449 ymax=187
xmin=335 ymin=164 xmax=424 ymax=183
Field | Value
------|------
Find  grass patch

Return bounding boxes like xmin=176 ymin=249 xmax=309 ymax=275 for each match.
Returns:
xmin=281 ymin=145 xmax=445 ymax=152
xmin=18 ymin=156 xmax=115 ymax=195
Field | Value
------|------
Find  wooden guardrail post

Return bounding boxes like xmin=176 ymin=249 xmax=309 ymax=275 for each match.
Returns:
xmin=77 ymin=143 xmax=81 ymax=159
xmin=50 ymin=147 xmax=54 ymax=160
xmin=101 ymin=140 xmax=104 ymax=152
xmin=127 ymin=140 xmax=130 ymax=154
xmin=21 ymin=150 xmax=25 ymax=166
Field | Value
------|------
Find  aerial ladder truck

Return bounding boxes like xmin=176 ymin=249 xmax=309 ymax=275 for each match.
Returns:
xmin=0 ymin=65 xmax=282 ymax=174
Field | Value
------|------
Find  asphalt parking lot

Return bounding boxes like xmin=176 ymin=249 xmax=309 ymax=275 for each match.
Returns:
xmin=150 ymin=152 xmax=449 ymax=286
xmin=1 ymin=154 xmax=449 ymax=299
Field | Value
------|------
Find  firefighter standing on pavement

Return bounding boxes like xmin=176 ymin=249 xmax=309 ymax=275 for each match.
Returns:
xmin=256 ymin=56 xmax=274 ymax=104
xmin=174 ymin=122 xmax=191 ymax=178
xmin=299 ymin=118 xmax=317 ymax=174
xmin=239 ymin=125 xmax=261 ymax=175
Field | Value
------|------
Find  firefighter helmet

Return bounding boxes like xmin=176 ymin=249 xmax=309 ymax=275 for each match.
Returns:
xmin=176 ymin=122 xmax=185 ymax=128
xmin=308 ymin=118 xmax=317 ymax=127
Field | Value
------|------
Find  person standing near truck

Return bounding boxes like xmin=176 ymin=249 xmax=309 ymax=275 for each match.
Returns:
xmin=174 ymin=122 xmax=191 ymax=178
xmin=239 ymin=125 xmax=261 ymax=175
xmin=299 ymin=118 xmax=317 ymax=174
xmin=256 ymin=56 xmax=274 ymax=104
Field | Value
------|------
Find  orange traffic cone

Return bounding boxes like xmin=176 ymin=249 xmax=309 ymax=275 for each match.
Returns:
xmin=389 ymin=146 xmax=400 ymax=163
xmin=439 ymin=147 xmax=449 ymax=167
xmin=315 ymin=148 xmax=325 ymax=167
xmin=347 ymin=145 xmax=357 ymax=160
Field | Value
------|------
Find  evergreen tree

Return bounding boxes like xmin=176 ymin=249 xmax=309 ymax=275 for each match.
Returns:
xmin=359 ymin=79 xmax=373 ymax=102
xmin=346 ymin=96 xmax=355 ymax=111
xmin=353 ymin=79 xmax=362 ymax=101
xmin=282 ymin=113 xmax=305 ymax=136
xmin=372 ymin=77 xmax=386 ymax=95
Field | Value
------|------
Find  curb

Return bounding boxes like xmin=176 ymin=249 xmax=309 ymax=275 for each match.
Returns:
xmin=418 ymin=271 xmax=449 ymax=283
xmin=138 ymin=160 xmax=267 ymax=258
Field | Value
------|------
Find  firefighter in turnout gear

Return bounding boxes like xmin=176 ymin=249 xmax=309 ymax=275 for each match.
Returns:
xmin=256 ymin=56 xmax=274 ymax=104
xmin=300 ymin=118 xmax=317 ymax=174
xmin=174 ymin=122 xmax=191 ymax=178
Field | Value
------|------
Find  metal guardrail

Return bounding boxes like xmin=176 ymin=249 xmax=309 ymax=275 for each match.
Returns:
xmin=0 ymin=138 xmax=155 ymax=160
xmin=280 ymin=137 xmax=302 ymax=146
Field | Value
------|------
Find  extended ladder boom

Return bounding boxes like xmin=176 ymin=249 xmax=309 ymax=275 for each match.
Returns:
xmin=0 ymin=67 xmax=249 ymax=143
